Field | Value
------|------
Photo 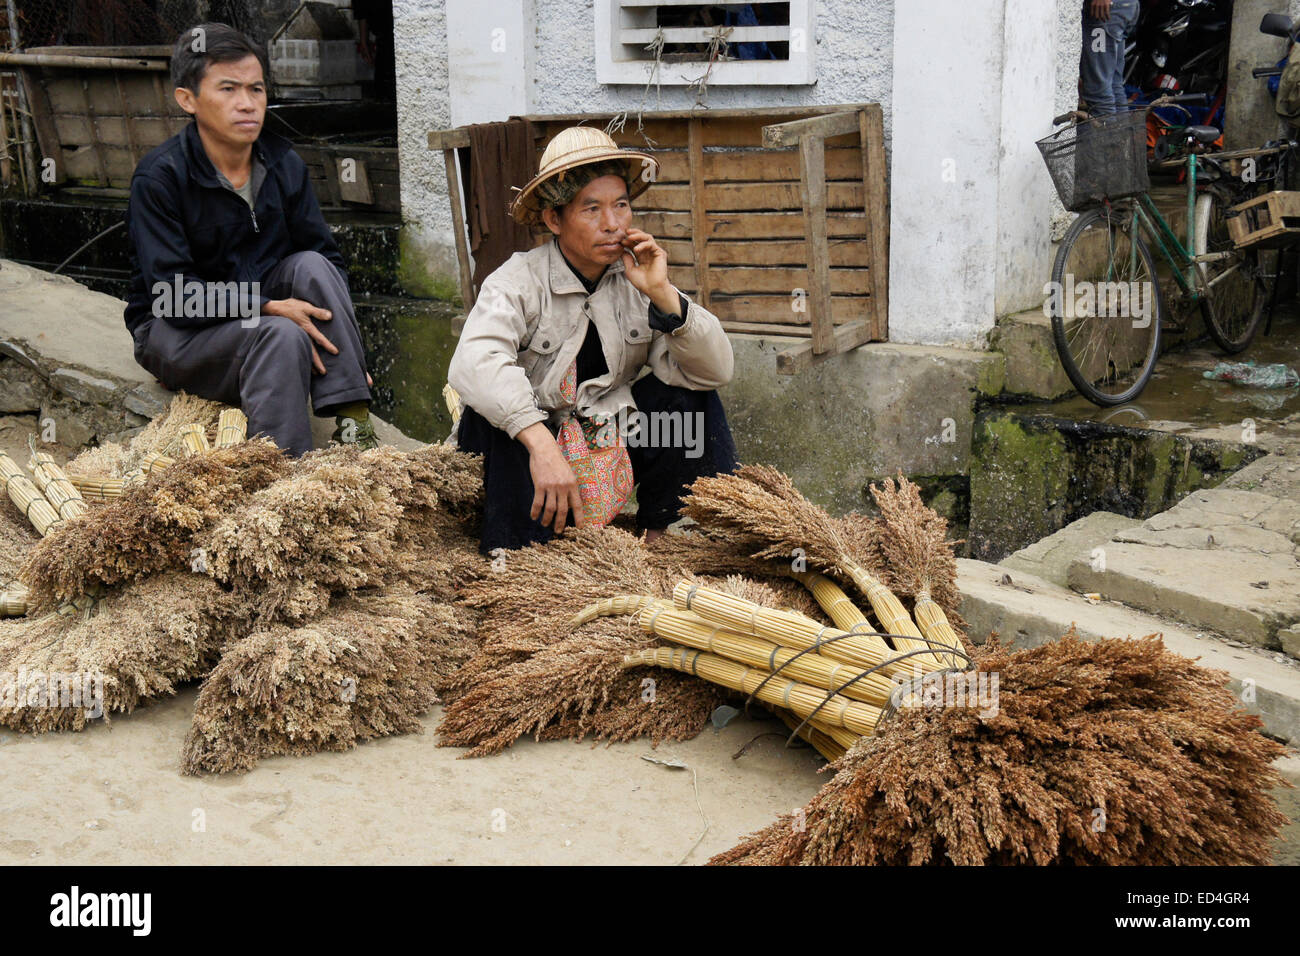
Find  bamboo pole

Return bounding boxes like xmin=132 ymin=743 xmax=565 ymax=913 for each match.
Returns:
xmin=216 ymin=408 xmax=247 ymax=448
xmin=178 ymin=424 xmax=210 ymax=456
xmin=670 ymin=581 xmax=936 ymax=677
xmin=0 ymin=453 xmax=62 ymax=536
xmin=624 ymin=645 xmax=883 ymax=737
xmin=28 ymin=446 xmax=89 ymax=521
xmin=139 ymin=452 xmax=176 ymax=473
xmin=640 ymin=602 xmax=895 ymax=706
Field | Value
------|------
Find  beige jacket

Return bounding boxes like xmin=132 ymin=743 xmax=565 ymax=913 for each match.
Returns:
xmin=448 ymin=239 xmax=734 ymax=438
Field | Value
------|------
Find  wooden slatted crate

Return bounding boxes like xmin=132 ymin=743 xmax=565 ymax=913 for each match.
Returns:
xmin=1226 ymin=190 xmax=1300 ymax=249
xmin=430 ymin=105 xmax=889 ymax=373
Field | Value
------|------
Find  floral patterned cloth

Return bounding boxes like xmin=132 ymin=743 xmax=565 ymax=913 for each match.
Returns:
xmin=555 ymin=359 xmax=633 ymax=527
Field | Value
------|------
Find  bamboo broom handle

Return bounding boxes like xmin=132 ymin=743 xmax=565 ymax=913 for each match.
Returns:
xmin=0 ymin=454 xmax=63 ymax=537
xmin=640 ymin=603 xmax=895 ymax=706
xmin=624 ymin=645 xmax=883 ymax=737
xmin=670 ymin=581 xmax=941 ymax=677
xmin=139 ymin=452 xmax=176 ymax=474
xmin=216 ymin=408 xmax=248 ymax=448
xmin=838 ymin=558 xmax=949 ymax=669
xmin=569 ymin=594 xmax=659 ymax=629
xmin=774 ymin=708 xmax=852 ymax=761
xmin=791 ymin=570 xmax=872 ymax=631
xmin=912 ymin=591 xmax=967 ymax=670
xmin=179 ymin=424 xmax=210 ymax=456
xmin=28 ymin=448 xmax=89 ymax=521
xmin=66 ymin=474 xmax=125 ymax=500
xmin=0 ymin=584 xmax=28 ymax=617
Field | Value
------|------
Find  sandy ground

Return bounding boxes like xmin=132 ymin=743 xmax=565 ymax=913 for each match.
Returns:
xmin=1 ymin=687 xmax=1295 ymax=865
xmin=0 ymin=690 xmax=830 ymax=865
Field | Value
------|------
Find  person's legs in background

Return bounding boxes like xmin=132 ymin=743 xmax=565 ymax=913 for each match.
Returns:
xmin=1081 ymin=0 xmax=1135 ymax=115
xmin=260 ymin=250 xmax=375 ymax=447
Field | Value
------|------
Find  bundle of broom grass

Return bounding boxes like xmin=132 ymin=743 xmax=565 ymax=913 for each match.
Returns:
xmin=711 ymin=633 xmax=1290 ymax=865
xmin=181 ymin=586 xmax=476 ymax=774
xmin=1 ymin=398 xmax=489 ymax=772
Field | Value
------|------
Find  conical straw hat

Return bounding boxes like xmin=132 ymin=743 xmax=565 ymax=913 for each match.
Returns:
xmin=509 ymin=126 xmax=659 ymax=224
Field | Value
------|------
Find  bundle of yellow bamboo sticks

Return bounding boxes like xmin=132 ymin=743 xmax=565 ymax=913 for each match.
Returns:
xmin=577 ymin=572 xmax=971 ymax=763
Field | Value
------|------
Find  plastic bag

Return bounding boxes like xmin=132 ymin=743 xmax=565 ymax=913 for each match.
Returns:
xmin=1203 ymin=361 xmax=1300 ymax=389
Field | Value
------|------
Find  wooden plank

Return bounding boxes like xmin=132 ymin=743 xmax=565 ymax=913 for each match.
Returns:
xmin=113 ymin=74 xmax=142 ymax=168
xmin=652 ymin=148 xmax=865 ymax=184
xmin=776 ymin=320 xmax=876 ymax=375
xmin=428 ymin=129 xmax=471 ymax=150
xmin=443 ymin=147 xmax=474 ymax=309
xmin=525 ymin=105 xmax=872 ymax=124
xmin=710 ymin=267 xmax=870 ymax=296
xmin=720 ymin=322 xmax=812 ymax=337
xmin=639 ymin=181 xmax=864 ymax=212
xmin=337 ymin=157 xmax=374 ymax=204
xmin=27 ymin=45 xmax=173 ymax=58
xmin=710 ymin=294 xmax=870 ymax=324
xmin=687 ymin=118 xmax=711 ymax=309
xmin=764 ymin=111 xmax=862 ymax=148
xmin=542 ymin=116 xmax=861 ymax=151
xmin=18 ymin=68 xmax=64 ymax=184
xmin=860 ymin=103 xmax=889 ymax=341
xmin=659 ymin=238 xmax=869 ymax=267
xmin=800 ymin=133 xmax=833 ymax=354
xmin=638 ymin=210 xmax=867 ymax=241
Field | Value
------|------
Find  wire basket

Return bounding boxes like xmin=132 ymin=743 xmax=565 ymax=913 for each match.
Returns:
xmin=1037 ymin=110 xmax=1150 ymax=212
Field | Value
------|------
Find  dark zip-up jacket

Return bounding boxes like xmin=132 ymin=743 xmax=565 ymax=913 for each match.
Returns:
xmin=123 ymin=119 xmax=347 ymax=338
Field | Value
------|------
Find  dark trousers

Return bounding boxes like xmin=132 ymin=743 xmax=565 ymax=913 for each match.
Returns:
xmin=133 ymin=251 xmax=371 ymax=457
xmin=1080 ymin=0 xmax=1139 ymax=115
xmin=457 ymin=373 xmax=739 ymax=555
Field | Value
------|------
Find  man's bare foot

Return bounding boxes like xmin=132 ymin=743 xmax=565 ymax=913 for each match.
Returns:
xmin=643 ymin=528 xmax=665 ymax=544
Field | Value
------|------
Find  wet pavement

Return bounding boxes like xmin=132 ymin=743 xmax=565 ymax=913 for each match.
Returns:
xmin=1019 ymin=306 xmax=1300 ymax=440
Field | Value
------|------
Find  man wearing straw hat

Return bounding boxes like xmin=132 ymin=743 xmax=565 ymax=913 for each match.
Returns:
xmin=448 ymin=126 xmax=737 ymax=555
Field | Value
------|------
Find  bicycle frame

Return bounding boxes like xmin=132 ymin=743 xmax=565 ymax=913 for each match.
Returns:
xmin=1119 ymin=153 xmax=1202 ymax=300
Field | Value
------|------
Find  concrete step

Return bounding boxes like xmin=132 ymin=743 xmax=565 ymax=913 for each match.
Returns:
xmin=999 ymin=510 xmax=1142 ymax=587
xmin=957 ymin=557 xmax=1300 ymax=744
xmin=1065 ymin=486 xmax=1300 ymax=649
xmin=989 ymin=309 xmax=1076 ymax=401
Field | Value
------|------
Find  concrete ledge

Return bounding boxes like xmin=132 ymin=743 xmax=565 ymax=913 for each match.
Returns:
xmin=722 ymin=334 xmax=1005 ymax=513
xmin=958 ymin=557 xmax=1300 ymax=743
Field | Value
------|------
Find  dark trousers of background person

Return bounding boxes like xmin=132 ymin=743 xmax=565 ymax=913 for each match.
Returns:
xmin=132 ymin=250 xmax=372 ymax=457
xmin=1081 ymin=0 xmax=1140 ymax=115
xmin=457 ymin=373 xmax=739 ymax=555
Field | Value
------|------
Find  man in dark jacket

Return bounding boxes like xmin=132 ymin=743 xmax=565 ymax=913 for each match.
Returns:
xmin=125 ymin=22 xmax=375 ymax=456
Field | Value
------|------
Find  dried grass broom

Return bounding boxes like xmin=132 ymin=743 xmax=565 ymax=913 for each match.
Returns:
xmin=20 ymin=440 xmax=289 ymax=608
xmin=869 ymin=475 xmax=968 ymax=669
xmin=28 ymin=444 xmax=89 ymax=523
xmin=181 ymin=587 xmax=451 ymax=774
xmin=682 ymin=467 xmax=953 ymax=668
xmin=711 ymin=635 xmax=1290 ymax=866
xmin=0 ymin=572 xmax=252 ymax=733
xmin=0 ymin=453 xmax=64 ymax=538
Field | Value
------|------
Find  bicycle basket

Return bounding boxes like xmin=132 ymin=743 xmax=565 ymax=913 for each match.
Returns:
xmin=1037 ymin=110 xmax=1150 ymax=212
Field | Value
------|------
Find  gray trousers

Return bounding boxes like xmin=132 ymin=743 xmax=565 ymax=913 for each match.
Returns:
xmin=133 ymin=251 xmax=371 ymax=457
xmin=1081 ymin=0 xmax=1139 ymax=115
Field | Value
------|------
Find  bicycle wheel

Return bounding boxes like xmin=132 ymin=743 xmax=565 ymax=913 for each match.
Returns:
xmin=1049 ymin=207 xmax=1163 ymax=406
xmin=1193 ymin=188 xmax=1266 ymax=354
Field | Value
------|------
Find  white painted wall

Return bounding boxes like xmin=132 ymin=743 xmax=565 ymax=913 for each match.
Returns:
xmin=393 ymin=0 xmax=458 ymax=291
xmin=446 ymin=0 xmax=536 ymax=127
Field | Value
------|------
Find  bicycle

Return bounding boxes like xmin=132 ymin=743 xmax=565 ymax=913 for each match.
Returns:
xmin=1036 ymin=94 xmax=1296 ymax=406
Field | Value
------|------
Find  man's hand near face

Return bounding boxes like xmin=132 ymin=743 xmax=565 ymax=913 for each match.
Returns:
xmin=619 ymin=228 xmax=682 ymax=318
xmin=261 ymin=297 xmax=371 ymax=385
